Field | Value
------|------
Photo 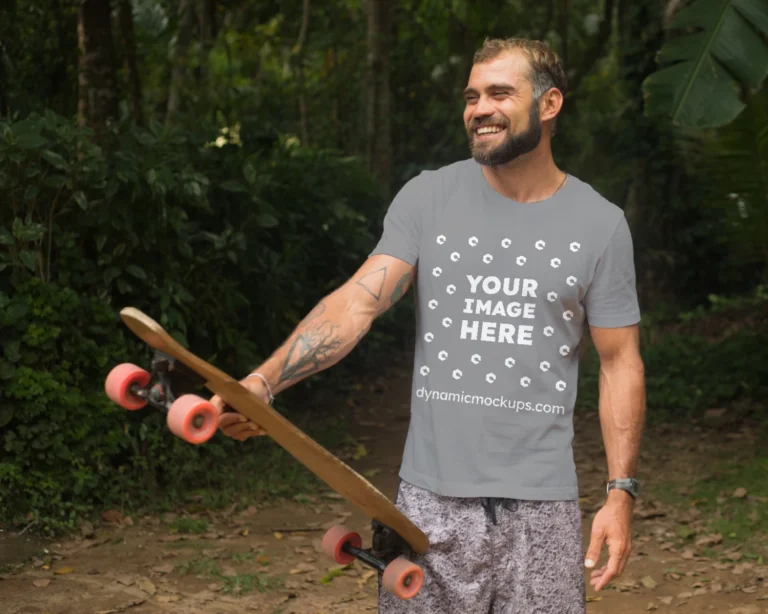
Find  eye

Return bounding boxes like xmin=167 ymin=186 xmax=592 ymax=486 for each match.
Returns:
xmin=465 ymin=95 xmax=478 ymax=103
xmin=492 ymin=92 xmax=507 ymax=99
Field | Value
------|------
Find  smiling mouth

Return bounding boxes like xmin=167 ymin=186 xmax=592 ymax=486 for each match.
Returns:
xmin=475 ymin=125 xmax=506 ymax=137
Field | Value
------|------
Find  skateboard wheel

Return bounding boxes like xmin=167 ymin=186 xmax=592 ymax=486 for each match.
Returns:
xmin=321 ymin=525 xmax=362 ymax=565
xmin=167 ymin=395 xmax=219 ymax=444
xmin=105 ymin=363 xmax=151 ymax=410
xmin=382 ymin=557 xmax=423 ymax=600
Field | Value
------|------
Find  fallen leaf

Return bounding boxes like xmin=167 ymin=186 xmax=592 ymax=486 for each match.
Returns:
xmin=658 ymin=596 xmax=673 ymax=605
xmin=155 ymin=595 xmax=180 ymax=603
xmin=695 ymin=533 xmax=723 ymax=547
xmin=80 ymin=521 xmax=95 ymax=539
xmin=586 ymin=596 xmax=602 ymax=602
xmin=103 ymin=510 xmax=123 ymax=524
xmin=33 ymin=579 xmax=51 ymax=588
xmin=136 ymin=578 xmax=156 ymax=596
xmin=357 ymin=570 xmax=376 ymax=586
xmin=641 ymin=576 xmax=658 ymax=589
xmin=273 ymin=532 xmax=284 ymax=540
xmin=93 ymin=598 xmax=145 ymax=614
xmin=151 ymin=564 xmax=174 ymax=575
xmin=54 ymin=566 xmax=74 ymax=575
xmin=732 ymin=487 xmax=748 ymax=499
xmin=290 ymin=563 xmax=316 ymax=575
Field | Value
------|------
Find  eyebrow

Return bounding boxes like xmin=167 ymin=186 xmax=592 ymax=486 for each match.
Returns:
xmin=463 ymin=83 xmax=517 ymax=97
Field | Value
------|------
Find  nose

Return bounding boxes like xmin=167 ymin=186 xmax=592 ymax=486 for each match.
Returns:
xmin=473 ymin=95 xmax=495 ymax=118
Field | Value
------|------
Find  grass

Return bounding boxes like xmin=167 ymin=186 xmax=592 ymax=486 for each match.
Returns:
xmin=649 ymin=454 xmax=768 ymax=557
xmin=175 ymin=555 xmax=284 ymax=595
xmin=168 ymin=517 xmax=209 ymax=534
xmin=687 ymin=456 xmax=768 ymax=545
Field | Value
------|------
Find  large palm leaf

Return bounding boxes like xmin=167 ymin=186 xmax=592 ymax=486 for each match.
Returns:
xmin=643 ymin=0 xmax=768 ymax=128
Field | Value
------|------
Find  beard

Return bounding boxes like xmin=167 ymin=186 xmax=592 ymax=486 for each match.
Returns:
xmin=467 ymin=100 xmax=542 ymax=167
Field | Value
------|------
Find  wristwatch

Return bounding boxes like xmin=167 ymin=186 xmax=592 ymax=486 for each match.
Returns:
xmin=607 ymin=478 xmax=640 ymax=499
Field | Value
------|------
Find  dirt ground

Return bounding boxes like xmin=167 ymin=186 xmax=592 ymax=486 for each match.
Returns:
xmin=1 ymin=373 xmax=767 ymax=614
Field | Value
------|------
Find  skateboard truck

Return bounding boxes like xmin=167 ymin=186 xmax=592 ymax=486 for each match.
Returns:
xmin=105 ymin=352 xmax=220 ymax=445
xmin=321 ymin=520 xmax=423 ymax=599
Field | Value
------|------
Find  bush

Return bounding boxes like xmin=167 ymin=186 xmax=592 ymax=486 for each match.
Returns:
xmin=0 ymin=111 xmax=402 ymax=533
xmin=577 ymin=327 xmax=768 ymax=420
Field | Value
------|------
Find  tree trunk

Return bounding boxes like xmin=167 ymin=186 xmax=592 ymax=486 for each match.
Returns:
xmin=118 ymin=0 xmax=143 ymax=125
xmin=295 ymin=0 xmax=310 ymax=146
xmin=365 ymin=0 xmax=393 ymax=194
xmin=166 ymin=0 xmax=196 ymax=123
xmin=77 ymin=0 xmax=119 ymax=138
xmin=196 ymin=0 xmax=216 ymax=83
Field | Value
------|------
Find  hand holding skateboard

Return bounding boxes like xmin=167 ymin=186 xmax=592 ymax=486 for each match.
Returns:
xmin=211 ymin=378 xmax=269 ymax=440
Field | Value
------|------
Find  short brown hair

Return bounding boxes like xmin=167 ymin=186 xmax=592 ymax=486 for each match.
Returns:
xmin=473 ymin=38 xmax=568 ymax=100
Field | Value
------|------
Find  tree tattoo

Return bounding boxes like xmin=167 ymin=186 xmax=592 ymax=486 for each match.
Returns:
xmin=279 ymin=320 xmax=342 ymax=383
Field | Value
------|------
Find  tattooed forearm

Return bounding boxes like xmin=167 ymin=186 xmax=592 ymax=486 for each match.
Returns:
xmin=389 ymin=272 xmax=412 ymax=306
xmin=278 ymin=320 xmax=343 ymax=383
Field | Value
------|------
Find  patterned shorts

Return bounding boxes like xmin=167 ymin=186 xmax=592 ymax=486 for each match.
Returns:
xmin=378 ymin=480 xmax=586 ymax=614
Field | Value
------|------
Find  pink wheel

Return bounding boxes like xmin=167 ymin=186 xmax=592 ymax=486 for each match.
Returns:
xmin=167 ymin=395 xmax=218 ymax=444
xmin=105 ymin=363 xmax=151 ymax=410
xmin=382 ymin=556 xmax=423 ymax=600
xmin=321 ymin=525 xmax=362 ymax=565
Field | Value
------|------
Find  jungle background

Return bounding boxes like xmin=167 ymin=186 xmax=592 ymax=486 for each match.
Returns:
xmin=1 ymin=0 xmax=768 ymax=612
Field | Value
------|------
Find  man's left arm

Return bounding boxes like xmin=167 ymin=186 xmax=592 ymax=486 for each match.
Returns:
xmin=584 ymin=323 xmax=646 ymax=591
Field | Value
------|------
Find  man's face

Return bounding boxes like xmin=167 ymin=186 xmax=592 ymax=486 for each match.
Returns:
xmin=463 ymin=52 xmax=542 ymax=166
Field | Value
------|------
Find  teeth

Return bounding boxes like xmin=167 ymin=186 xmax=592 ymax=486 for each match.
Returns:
xmin=477 ymin=126 xmax=504 ymax=135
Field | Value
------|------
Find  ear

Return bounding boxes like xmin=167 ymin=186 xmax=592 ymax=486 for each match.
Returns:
xmin=539 ymin=88 xmax=564 ymax=124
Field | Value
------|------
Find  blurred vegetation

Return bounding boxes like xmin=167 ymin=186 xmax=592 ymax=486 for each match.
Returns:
xmin=1 ymin=0 xmax=767 ymax=533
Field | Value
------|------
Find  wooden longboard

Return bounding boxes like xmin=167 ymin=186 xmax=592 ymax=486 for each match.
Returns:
xmin=120 ymin=307 xmax=429 ymax=555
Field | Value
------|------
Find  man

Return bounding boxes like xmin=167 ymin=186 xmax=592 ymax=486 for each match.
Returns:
xmin=213 ymin=37 xmax=646 ymax=613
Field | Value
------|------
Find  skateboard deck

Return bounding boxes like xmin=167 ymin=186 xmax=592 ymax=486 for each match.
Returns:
xmin=106 ymin=307 xmax=428 ymax=598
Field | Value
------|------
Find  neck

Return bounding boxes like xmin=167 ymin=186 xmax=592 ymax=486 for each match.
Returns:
xmin=480 ymin=142 xmax=565 ymax=203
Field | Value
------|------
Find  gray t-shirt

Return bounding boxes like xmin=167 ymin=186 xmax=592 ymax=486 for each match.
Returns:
xmin=370 ymin=159 xmax=640 ymax=501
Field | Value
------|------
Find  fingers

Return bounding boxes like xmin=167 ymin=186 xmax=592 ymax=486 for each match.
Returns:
xmin=218 ymin=412 xmax=267 ymax=440
xmin=584 ymin=524 xmax=605 ymax=570
xmin=209 ymin=394 xmax=227 ymax=414
xmin=591 ymin=552 xmax=621 ymax=591
xmin=589 ymin=538 xmax=631 ymax=591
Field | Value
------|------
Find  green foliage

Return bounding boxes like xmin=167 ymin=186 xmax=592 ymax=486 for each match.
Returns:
xmin=578 ymin=310 xmax=768 ymax=420
xmin=643 ymin=0 xmax=768 ymax=128
xmin=0 ymin=111 xmax=391 ymax=533
xmin=0 ymin=279 xmax=135 ymax=531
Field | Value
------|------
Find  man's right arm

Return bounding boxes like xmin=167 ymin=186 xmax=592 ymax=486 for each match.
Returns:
xmin=249 ymin=254 xmax=415 ymax=395
xmin=214 ymin=254 xmax=415 ymax=439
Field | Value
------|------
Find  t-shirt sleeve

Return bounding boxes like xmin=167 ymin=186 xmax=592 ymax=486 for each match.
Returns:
xmin=584 ymin=214 xmax=641 ymax=328
xmin=368 ymin=173 xmax=428 ymax=266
